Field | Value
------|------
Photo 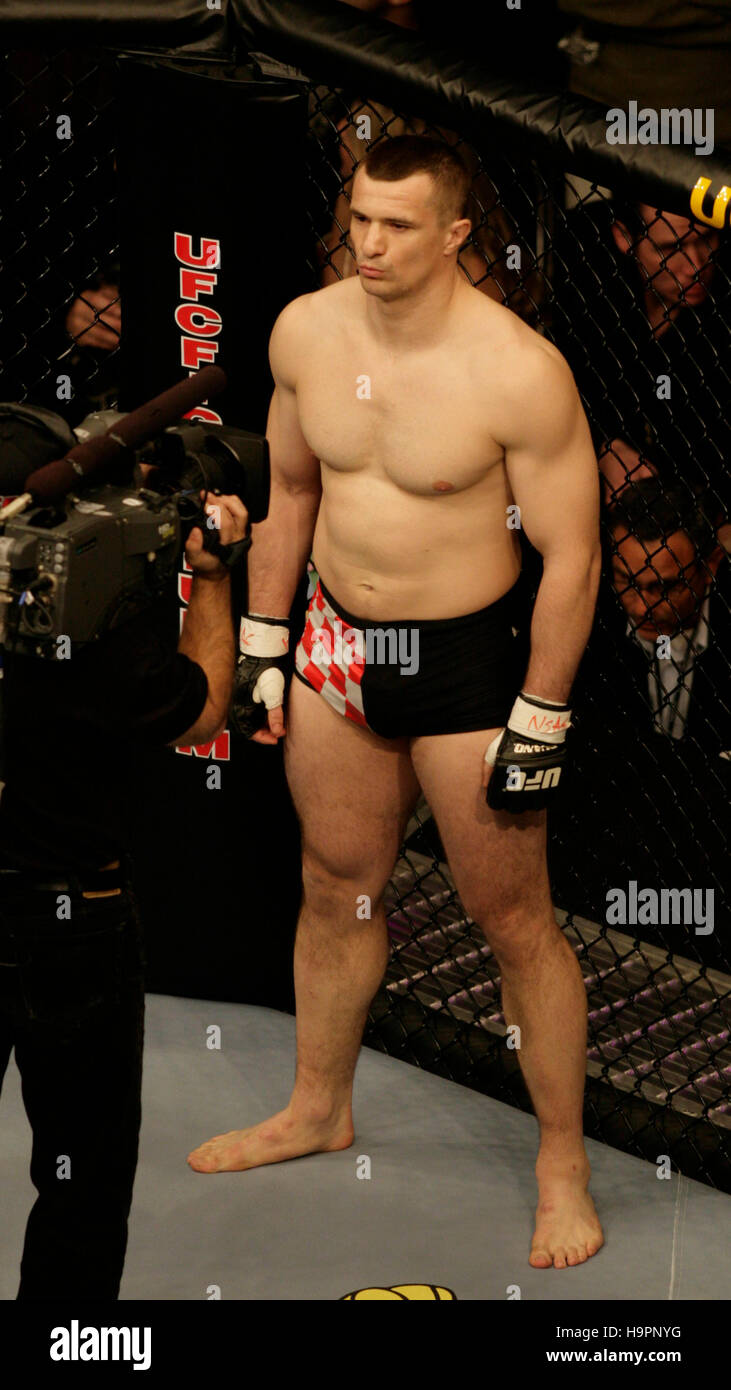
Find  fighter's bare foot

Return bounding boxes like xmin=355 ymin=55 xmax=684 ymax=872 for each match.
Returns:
xmin=187 ymin=1105 xmax=355 ymax=1173
xmin=529 ymin=1157 xmax=604 ymax=1269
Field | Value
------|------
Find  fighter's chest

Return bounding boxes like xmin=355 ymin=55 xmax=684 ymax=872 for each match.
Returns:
xmin=298 ymin=356 xmax=501 ymax=495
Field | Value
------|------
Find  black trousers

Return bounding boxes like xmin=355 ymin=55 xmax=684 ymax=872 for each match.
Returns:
xmin=0 ymin=861 xmax=145 ymax=1300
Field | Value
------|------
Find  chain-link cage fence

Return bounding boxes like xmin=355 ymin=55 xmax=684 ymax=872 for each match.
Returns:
xmin=1 ymin=49 xmax=122 ymax=428
xmin=2 ymin=43 xmax=729 ymax=1191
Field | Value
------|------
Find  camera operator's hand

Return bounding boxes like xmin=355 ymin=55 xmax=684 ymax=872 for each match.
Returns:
xmin=185 ymin=491 xmax=249 ymax=579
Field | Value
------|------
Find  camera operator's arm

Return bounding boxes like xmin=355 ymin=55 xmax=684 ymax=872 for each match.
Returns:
xmin=168 ymin=492 xmax=247 ymax=747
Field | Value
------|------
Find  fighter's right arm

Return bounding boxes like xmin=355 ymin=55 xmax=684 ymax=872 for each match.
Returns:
xmin=247 ymin=297 xmax=322 ymax=617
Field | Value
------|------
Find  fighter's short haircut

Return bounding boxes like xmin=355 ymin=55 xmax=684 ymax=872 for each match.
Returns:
xmin=359 ymin=135 xmax=470 ymax=224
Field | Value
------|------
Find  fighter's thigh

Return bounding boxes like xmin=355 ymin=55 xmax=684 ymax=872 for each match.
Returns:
xmin=409 ymin=728 xmax=554 ymax=929
xmin=284 ymin=676 xmax=421 ymax=891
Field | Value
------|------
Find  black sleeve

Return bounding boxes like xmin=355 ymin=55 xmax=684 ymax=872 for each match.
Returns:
xmin=128 ymin=648 xmax=209 ymax=746
xmin=91 ymin=594 xmax=209 ymax=747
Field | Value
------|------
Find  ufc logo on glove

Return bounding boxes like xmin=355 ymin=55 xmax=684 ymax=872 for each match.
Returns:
xmin=484 ymin=693 xmax=571 ymax=812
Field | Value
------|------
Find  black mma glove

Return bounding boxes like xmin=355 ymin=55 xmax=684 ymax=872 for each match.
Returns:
xmin=484 ymin=692 xmax=571 ymax=813
xmin=230 ymin=614 xmax=291 ymax=739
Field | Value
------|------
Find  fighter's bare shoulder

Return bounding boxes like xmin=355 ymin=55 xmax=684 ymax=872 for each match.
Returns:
xmin=469 ymin=292 xmax=573 ymax=388
xmin=268 ymin=281 xmax=353 ymax=387
xmin=467 ymin=293 xmax=580 ymax=439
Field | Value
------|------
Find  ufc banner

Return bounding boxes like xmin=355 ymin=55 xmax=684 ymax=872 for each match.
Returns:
xmin=117 ymin=55 xmax=310 ymax=429
xmin=116 ymin=57 xmax=311 ymax=1007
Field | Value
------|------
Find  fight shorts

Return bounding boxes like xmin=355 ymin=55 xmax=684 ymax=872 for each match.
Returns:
xmin=293 ymin=575 xmax=523 ymax=738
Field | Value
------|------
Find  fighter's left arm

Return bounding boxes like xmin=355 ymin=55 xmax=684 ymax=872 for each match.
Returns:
xmin=504 ymin=344 xmax=602 ymax=705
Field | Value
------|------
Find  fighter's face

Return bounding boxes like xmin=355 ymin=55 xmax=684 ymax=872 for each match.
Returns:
xmin=348 ymin=169 xmax=466 ymax=299
xmin=610 ymin=528 xmax=708 ymax=637
xmin=614 ymin=205 xmax=719 ymax=310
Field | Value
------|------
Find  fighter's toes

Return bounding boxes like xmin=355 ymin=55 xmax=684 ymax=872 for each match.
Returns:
xmin=187 ymin=1132 xmax=236 ymax=1172
xmin=187 ymin=1154 xmax=215 ymax=1173
xmin=187 ymin=1144 xmax=219 ymax=1172
xmin=530 ymin=1180 xmax=604 ymax=1269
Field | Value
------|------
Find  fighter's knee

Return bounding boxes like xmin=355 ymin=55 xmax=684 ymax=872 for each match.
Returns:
xmin=466 ymin=897 xmax=555 ymax=960
xmin=460 ymin=887 xmax=518 ymax=932
xmin=301 ymin=854 xmax=382 ymax=912
xmin=302 ymin=853 xmax=335 ymax=885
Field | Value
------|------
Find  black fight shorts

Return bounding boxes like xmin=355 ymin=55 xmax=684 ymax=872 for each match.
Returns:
xmin=293 ymin=575 xmax=523 ymax=738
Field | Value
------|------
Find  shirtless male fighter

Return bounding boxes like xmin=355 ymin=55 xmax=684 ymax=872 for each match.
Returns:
xmin=188 ymin=135 xmax=604 ymax=1270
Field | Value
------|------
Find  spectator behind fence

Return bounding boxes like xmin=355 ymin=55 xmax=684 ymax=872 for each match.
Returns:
xmin=60 ymin=262 xmax=121 ymax=424
xmin=549 ymin=478 xmax=731 ymax=964
xmin=600 ymin=479 xmax=730 ymax=754
xmin=551 ymin=197 xmax=731 ymax=513
xmin=65 ymin=273 xmax=121 ymax=354
xmin=24 ymin=262 xmax=122 ymax=429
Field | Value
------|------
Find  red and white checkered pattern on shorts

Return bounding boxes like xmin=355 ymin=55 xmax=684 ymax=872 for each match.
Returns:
xmin=295 ymin=581 xmax=368 ymax=728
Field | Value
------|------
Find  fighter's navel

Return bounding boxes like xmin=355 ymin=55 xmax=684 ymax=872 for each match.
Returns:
xmin=432 ymin=480 xmax=454 ymax=493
